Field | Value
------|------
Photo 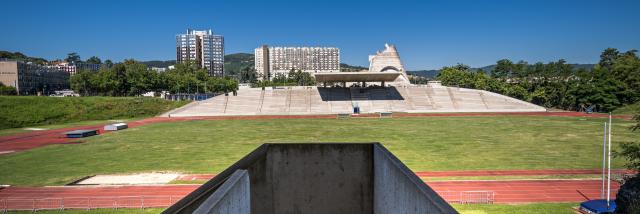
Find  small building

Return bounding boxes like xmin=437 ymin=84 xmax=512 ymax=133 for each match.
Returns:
xmin=0 ymin=60 xmax=70 ymax=95
xmin=47 ymin=61 xmax=101 ymax=75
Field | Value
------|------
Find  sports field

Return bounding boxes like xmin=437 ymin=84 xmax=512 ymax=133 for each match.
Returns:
xmin=0 ymin=115 xmax=636 ymax=186
xmin=1 ymin=203 xmax=577 ymax=214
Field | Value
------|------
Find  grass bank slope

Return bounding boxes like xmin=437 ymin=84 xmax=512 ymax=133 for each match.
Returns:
xmin=0 ymin=96 xmax=189 ymax=129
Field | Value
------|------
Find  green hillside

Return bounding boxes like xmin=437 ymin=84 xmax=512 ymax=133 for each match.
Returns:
xmin=224 ymin=53 xmax=255 ymax=76
xmin=0 ymin=51 xmax=48 ymax=65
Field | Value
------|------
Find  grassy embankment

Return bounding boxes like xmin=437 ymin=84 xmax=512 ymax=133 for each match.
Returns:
xmin=0 ymin=96 xmax=189 ymax=134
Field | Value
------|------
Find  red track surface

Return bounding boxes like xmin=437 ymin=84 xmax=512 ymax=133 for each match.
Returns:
xmin=415 ymin=169 xmax=634 ymax=177
xmin=0 ymin=112 xmax=628 ymax=154
xmin=428 ymin=179 xmax=619 ymax=203
xmin=0 ymin=185 xmax=198 ymax=210
xmin=0 ymin=179 xmax=619 ymax=207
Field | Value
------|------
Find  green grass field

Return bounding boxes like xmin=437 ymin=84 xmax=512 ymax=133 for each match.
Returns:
xmin=0 ymin=96 xmax=189 ymax=130
xmin=452 ymin=203 xmax=577 ymax=214
xmin=0 ymin=115 xmax=637 ymax=187
xmin=3 ymin=203 xmax=578 ymax=213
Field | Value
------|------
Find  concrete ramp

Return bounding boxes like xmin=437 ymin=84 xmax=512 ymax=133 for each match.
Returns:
xmin=163 ymin=143 xmax=457 ymax=214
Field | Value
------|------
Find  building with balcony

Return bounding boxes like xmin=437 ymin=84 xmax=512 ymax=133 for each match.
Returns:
xmin=176 ymin=29 xmax=224 ymax=76
xmin=255 ymin=45 xmax=340 ymax=80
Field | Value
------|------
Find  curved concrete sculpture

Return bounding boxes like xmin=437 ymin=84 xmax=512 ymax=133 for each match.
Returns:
xmin=369 ymin=44 xmax=410 ymax=85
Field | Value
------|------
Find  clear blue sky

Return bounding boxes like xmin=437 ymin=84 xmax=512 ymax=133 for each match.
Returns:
xmin=1 ymin=0 xmax=639 ymax=70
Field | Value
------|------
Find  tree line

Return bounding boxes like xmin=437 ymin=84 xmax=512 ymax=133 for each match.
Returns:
xmin=252 ymin=70 xmax=316 ymax=88
xmin=436 ymin=48 xmax=640 ymax=112
xmin=71 ymin=60 xmax=238 ymax=96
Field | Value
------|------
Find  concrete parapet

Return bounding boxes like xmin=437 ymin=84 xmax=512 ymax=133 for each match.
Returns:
xmin=164 ymin=143 xmax=457 ymax=214
xmin=194 ymin=170 xmax=250 ymax=214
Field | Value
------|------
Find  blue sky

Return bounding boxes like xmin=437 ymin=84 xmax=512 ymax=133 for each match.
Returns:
xmin=1 ymin=0 xmax=639 ymax=70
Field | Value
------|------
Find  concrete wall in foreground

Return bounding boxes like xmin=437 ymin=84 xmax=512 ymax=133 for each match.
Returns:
xmin=373 ymin=145 xmax=457 ymax=214
xmin=253 ymin=144 xmax=373 ymax=214
xmin=194 ymin=170 xmax=250 ymax=214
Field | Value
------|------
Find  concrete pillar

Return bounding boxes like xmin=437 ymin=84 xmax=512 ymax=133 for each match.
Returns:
xmin=381 ymin=81 xmax=385 ymax=87
xmin=342 ymin=82 xmax=346 ymax=87
xmin=362 ymin=82 xmax=367 ymax=87
xmin=323 ymin=82 xmax=327 ymax=88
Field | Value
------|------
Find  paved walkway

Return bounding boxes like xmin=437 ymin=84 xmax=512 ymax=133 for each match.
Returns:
xmin=0 ymin=112 xmax=629 ymax=154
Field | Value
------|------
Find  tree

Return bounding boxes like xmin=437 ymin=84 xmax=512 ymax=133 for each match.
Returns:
xmin=65 ymin=52 xmax=81 ymax=64
xmin=104 ymin=59 xmax=114 ymax=68
xmin=86 ymin=56 xmax=102 ymax=65
xmin=70 ymin=70 xmax=97 ymax=96
xmin=492 ymin=59 xmax=513 ymax=79
xmin=239 ymin=66 xmax=257 ymax=83
xmin=0 ymin=82 xmax=17 ymax=95
xmin=599 ymin=48 xmax=620 ymax=71
xmin=287 ymin=70 xmax=315 ymax=86
xmin=614 ymin=111 xmax=640 ymax=214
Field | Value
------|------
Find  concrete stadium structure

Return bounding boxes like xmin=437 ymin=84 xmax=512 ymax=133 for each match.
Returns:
xmin=164 ymin=83 xmax=545 ymax=117
xmin=163 ymin=143 xmax=457 ymax=214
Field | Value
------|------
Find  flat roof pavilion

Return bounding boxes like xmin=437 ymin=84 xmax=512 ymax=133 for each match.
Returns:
xmin=315 ymin=72 xmax=402 ymax=83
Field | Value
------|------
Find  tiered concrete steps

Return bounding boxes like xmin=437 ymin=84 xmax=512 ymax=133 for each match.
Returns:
xmin=166 ymin=86 xmax=546 ymax=117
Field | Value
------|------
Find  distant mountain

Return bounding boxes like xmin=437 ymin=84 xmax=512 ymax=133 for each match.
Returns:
xmin=140 ymin=60 xmax=176 ymax=68
xmin=340 ymin=63 xmax=367 ymax=72
xmin=406 ymin=70 xmax=440 ymax=78
xmin=0 ymin=51 xmax=48 ymax=65
xmin=224 ymin=53 xmax=254 ymax=76
xmin=570 ymin=64 xmax=596 ymax=70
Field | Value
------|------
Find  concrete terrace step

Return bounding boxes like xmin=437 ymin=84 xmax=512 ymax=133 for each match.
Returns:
xmin=166 ymin=86 xmax=546 ymax=117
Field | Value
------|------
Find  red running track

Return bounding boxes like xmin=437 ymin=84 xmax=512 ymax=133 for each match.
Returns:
xmin=0 ymin=180 xmax=619 ymax=206
xmin=0 ymin=185 xmax=198 ymax=210
xmin=414 ymin=169 xmax=634 ymax=177
xmin=0 ymin=112 xmax=629 ymax=154
xmin=428 ymin=179 xmax=619 ymax=203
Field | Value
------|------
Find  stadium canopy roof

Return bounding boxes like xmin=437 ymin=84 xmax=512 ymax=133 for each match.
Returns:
xmin=314 ymin=72 xmax=402 ymax=82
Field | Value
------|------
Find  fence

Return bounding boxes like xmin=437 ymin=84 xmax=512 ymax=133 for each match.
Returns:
xmin=0 ymin=196 xmax=183 ymax=212
xmin=437 ymin=191 xmax=495 ymax=204
xmin=164 ymin=93 xmax=220 ymax=101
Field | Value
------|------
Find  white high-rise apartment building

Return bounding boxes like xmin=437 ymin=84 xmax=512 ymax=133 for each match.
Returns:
xmin=254 ymin=45 xmax=340 ymax=80
xmin=176 ymin=29 xmax=224 ymax=76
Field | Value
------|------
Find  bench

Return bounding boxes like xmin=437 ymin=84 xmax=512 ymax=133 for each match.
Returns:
xmin=379 ymin=112 xmax=393 ymax=118
xmin=337 ymin=113 xmax=351 ymax=119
